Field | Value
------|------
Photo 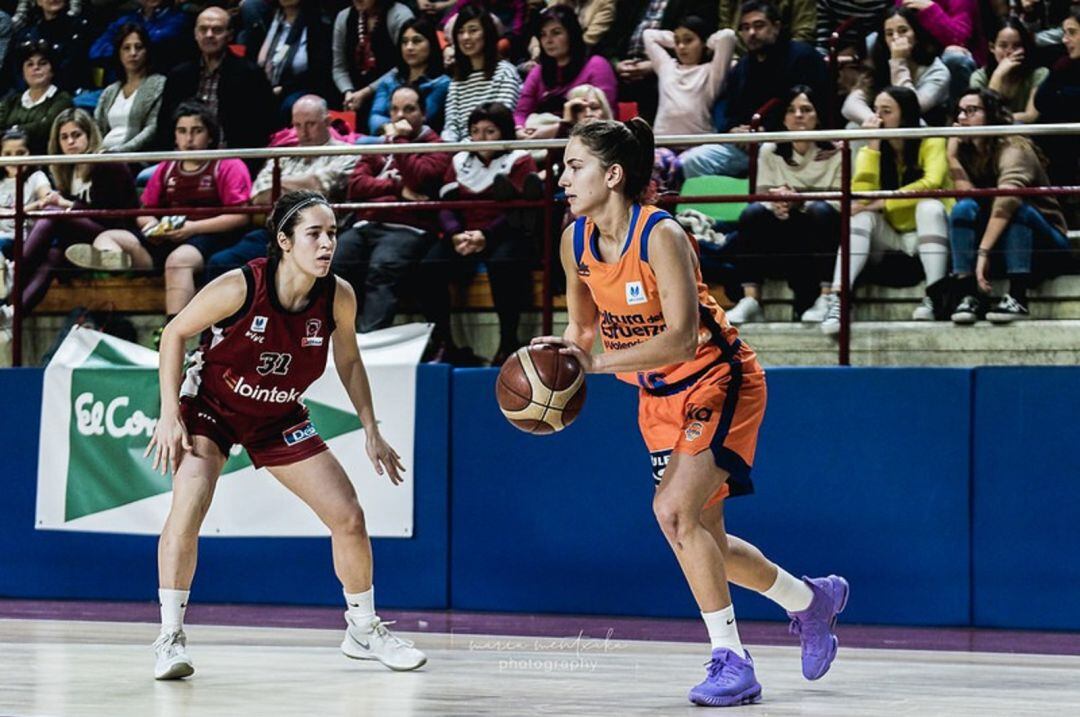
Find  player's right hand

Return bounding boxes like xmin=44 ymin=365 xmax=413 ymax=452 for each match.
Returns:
xmin=145 ymin=411 xmax=192 ymax=477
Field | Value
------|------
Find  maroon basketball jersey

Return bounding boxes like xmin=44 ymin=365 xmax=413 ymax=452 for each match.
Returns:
xmin=181 ymin=257 xmax=337 ymax=421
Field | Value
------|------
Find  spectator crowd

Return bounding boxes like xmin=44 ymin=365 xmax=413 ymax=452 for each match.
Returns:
xmin=0 ymin=0 xmax=1077 ymax=359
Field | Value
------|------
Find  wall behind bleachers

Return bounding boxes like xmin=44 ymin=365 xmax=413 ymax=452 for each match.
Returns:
xmin=1 ymin=365 xmax=1076 ymax=631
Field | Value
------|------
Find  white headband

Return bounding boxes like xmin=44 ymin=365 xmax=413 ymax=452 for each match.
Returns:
xmin=276 ymin=197 xmax=330 ymax=234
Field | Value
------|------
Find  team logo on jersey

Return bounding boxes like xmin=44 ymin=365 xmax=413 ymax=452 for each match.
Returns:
xmin=625 ymin=281 xmax=646 ymax=305
xmin=576 ymin=262 xmax=590 ymax=277
xmin=301 ymin=319 xmax=324 ymax=347
xmin=282 ymin=419 xmax=318 ymax=446
xmin=684 ymin=421 xmax=704 ymax=442
xmin=250 ymin=315 xmax=268 ymax=333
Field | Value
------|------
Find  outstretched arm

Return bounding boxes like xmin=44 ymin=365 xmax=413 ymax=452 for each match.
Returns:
xmin=330 ymin=278 xmax=405 ymax=484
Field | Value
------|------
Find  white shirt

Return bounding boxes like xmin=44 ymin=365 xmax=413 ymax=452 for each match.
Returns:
xmin=101 ymin=89 xmax=137 ymax=150
xmin=0 ymin=170 xmax=52 ymax=236
xmin=20 ymin=85 xmax=58 ymax=109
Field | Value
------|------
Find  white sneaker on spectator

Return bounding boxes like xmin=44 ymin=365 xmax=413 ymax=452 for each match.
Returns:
xmin=986 ymin=295 xmax=1029 ymax=324
xmin=912 ymin=296 xmax=935 ymax=321
xmin=820 ymin=293 xmax=842 ymax=336
xmin=0 ymin=258 xmax=11 ymax=301
xmin=951 ymin=295 xmax=980 ymax=324
xmin=153 ymin=629 xmax=194 ymax=680
xmin=341 ymin=615 xmax=427 ymax=671
xmin=801 ymin=294 xmax=831 ymax=323
xmin=725 ymin=296 xmax=763 ymax=325
xmin=65 ymin=244 xmax=132 ymax=271
xmin=0 ymin=304 xmax=12 ymax=331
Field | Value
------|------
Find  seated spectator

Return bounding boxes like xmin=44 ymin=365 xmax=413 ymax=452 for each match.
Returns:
xmin=1034 ymin=8 xmax=1080 ymax=197
xmin=970 ymin=18 xmax=1047 ymax=123
xmin=94 ymin=23 xmax=166 ymax=153
xmin=720 ymin=0 xmax=816 ymax=53
xmin=548 ymin=0 xmax=614 ymax=48
xmin=0 ymin=127 xmax=52 ymax=260
xmin=10 ymin=0 xmax=91 ymax=92
xmin=680 ymin=1 xmax=827 ymax=179
xmin=441 ymin=0 xmax=528 ymax=57
xmin=1016 ymin=0 xmax=1074 ymax=59
xmin=66 ymin=101 xmax=251 ymax=338
xmin=441 ymin=4 xmax=522 ymax=141
xmin=643 ymin=17 xmax=735 ymax=136
xmin=947 ymin=87 xmax=1070 ymax=323
xmin=88 ymin=0 xmax=193 ymax=78
xmin=425 ymin=101 xmax=539 ymax=365
xmin=821 ymin=85 xmax=952 ymax=334
xmin=332 ymin=0 xmax=415 ymax=113
xmin=0 ymin=109 xmax=137 ymax=330
xmin=256 ymin=0 xmax=334 ymax=123
xmin=0 ymin=44 xmax=72 ymax=154
xmin=157 ymin=7 xmax=277 ymax=151
xmin=514 ymin=5 xmax=616 ymax=135
xmin=368 ymin=16 xmax=450 ymax=134
xmin=894 ymin=0 xmax=987 ymax=101
xmin=814 ymin=0 xmax=890 ymax=53
xmin=601 ymin=0 xmax=709 ymax=123
xmin=0 ymin=13 xmax=12 ymax=86
xmin=205 ymin=94 xmax=360 ymax=281
xmin=842 ymin=7 xmax=949 ymax=127
xmin=334 ymin=85 xmax=452 ymax=331
xmin=724 ymin=85 xmax=841 ymax=325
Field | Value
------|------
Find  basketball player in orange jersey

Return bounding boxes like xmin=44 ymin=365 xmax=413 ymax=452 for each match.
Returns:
xmin=144 ymin=190 xmax=426 ymax=680
xmin=533 ymin=120 xmax=848 ymax=707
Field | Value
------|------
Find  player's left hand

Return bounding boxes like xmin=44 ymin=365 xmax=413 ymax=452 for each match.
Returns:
xmin=530 ymin=336 xmax=594 ymax=372
xmin=366 ymin=429 xmax=405 ymax=485
xmin=160 ymin=225 xmax=194 ymax=243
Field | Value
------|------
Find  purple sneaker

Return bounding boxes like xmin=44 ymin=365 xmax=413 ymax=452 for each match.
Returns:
xmin=687 ymin=648 xmax=762 ymax=707
xmin=787 ymin=574 xmax=849 ymax=681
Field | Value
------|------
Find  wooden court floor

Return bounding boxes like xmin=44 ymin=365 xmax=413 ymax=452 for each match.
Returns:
xmin=2 ymin=618 xmax=1079 ymax=716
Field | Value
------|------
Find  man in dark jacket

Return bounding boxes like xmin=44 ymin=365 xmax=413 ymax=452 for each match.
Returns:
xmin=681 ymin=0 xmax=827 ymax=178
xmin=601 ymin=0 xmax=717 ymax=123
xmin=156 ymin=7 xmax=276 ymax=151
xmin=333 ymin=85 xmax=452 ymax=332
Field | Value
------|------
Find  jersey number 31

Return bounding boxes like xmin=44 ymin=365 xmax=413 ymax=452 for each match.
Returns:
xmin=256 ymin=351 xmax=293 ymax=376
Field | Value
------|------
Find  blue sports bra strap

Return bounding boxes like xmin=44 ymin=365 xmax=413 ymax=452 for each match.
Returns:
xmin=639 ymin=208 xmax=673 ymax=263
xmin=572 ymin=216 xmax=587 ymax=265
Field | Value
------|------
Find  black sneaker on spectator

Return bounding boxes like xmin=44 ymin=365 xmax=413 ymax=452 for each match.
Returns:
xmin=911 ymin=296 xmax=935 ymax=321
xmin=950 ymin=295 xmax=981 ymax=325
xmin=986 ymin=295 xmax=1029 ymax=324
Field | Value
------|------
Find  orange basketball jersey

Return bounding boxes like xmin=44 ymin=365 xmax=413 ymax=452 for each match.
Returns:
xmin=572 ymin=204 xmax=757 ymax=391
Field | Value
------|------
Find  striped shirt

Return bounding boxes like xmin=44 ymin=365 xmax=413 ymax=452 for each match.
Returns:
xmin=815 ymin=0 xmax=890 ymax=50
xmin=441 ymin=61 xmax=523 ymax=142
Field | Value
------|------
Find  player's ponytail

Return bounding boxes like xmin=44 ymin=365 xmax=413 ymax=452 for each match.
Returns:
xmin=570 ymin=118 xmax=656 ymax=203
xmin=266 ymin=189 xmax=330 ymax=260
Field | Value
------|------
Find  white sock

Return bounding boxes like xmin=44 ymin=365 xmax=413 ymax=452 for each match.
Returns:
xmin=701 ymin=605 xmax=745 ymax=655
xmin=159 ymin=588 xmax=189 ymax=633
xmin=761 ymin=568 xmax=814 ymax=613
xmin=344 ymin=587 xmax=376 ymax=625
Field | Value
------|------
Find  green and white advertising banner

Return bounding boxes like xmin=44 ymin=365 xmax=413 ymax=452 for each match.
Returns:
xmin=35 ymin=324 xmax=431 ymax=537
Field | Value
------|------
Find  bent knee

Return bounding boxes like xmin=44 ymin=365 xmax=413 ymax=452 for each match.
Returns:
xmin=652 ymin=495 xmax=695 ymax=544
xmin=915 ymin=199 xmax=948 ymax=224
xmin=333 ymin=506 xmax=368 ymax=537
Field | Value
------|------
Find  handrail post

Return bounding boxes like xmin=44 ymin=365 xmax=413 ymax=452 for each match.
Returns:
xmin=838 ymin=139 xmax=852 ymax=366
xmin=11 ymin=164 xmax=25 ymax=367
xmin=540 ymin=151 xmax=555 ymax=336
xmin=271 ymin=157 xmax=282 ymax=203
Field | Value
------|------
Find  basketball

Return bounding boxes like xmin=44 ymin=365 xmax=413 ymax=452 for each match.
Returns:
xmin=495 ymin=345 xmax=586 ymax=434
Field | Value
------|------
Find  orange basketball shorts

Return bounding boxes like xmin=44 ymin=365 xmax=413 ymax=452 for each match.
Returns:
xmin=638 ymin=360 xmax=766 ymax=508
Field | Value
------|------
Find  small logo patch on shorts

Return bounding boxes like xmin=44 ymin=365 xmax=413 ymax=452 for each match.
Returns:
xmin=684 ymin=421 xmax=704 ymax=442
xmin=283 ymin=420 xmax=318 ymax=446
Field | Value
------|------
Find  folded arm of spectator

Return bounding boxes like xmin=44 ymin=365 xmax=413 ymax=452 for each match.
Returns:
xmin=905 ymin=0 xmax=975 ymax=50
xmin=883 ymin=137 xmax=949 ymax=217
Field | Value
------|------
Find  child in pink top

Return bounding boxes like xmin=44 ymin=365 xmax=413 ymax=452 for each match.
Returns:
xmin=644 ymin=17 xmax=736 ymax=136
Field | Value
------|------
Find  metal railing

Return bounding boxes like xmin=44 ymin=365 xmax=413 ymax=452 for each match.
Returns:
xmin=2 ymin=123 xmax=1079 ymax=367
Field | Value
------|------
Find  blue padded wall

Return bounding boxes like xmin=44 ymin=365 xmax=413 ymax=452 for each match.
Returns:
xmin=450 ymin=368 xmax=973 ymax=626
xmin=0 ymin=365 xmax=451 ymax=609
xmin=972 ymin=367 xmax=1080 ymax=630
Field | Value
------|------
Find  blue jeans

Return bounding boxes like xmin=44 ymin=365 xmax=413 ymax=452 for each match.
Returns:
xmin=679 ymin=143 xmax=749 ymax=179
xmin=949 ymin=198 xmax=1070 ymax=276
xmin=204 ymin=228 xmax=268 ymax=283
xmin=942 ymin=50 xmax=977 ymax=104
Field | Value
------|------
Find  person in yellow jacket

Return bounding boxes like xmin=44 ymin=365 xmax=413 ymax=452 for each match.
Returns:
xmin=820 ymin=85 xmax=953 ymax=335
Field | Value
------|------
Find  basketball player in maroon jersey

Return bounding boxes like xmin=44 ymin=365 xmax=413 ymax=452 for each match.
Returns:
xmin=145 ymin=190 xmax=426 ymax=679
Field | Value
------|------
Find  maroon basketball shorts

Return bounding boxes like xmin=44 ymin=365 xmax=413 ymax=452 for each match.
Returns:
xmin=179 ymin=393 xmax=329 ymax=468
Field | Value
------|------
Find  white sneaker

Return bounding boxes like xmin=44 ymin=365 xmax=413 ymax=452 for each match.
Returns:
xmin=820 ymin=293 xmax=842 ymax=336
xmin=0 ymin=304 xmax=12 ymax=331
xmin=153 ymin=629 xmax=194 ymax=680
xmin=342 ymin=615 xmax=427 ymax=671
xmin=801 ymin=294 xmax=831 ymax=323
xmin=0 ymin=258 xmax=11 ymax=301
xmin=912 ymin=296 xmax=935 ymax=321
xmin=725 ymin=296 xmax=764 ymax=325
xmin=65 ymin=243 xmax=132 ymax=271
